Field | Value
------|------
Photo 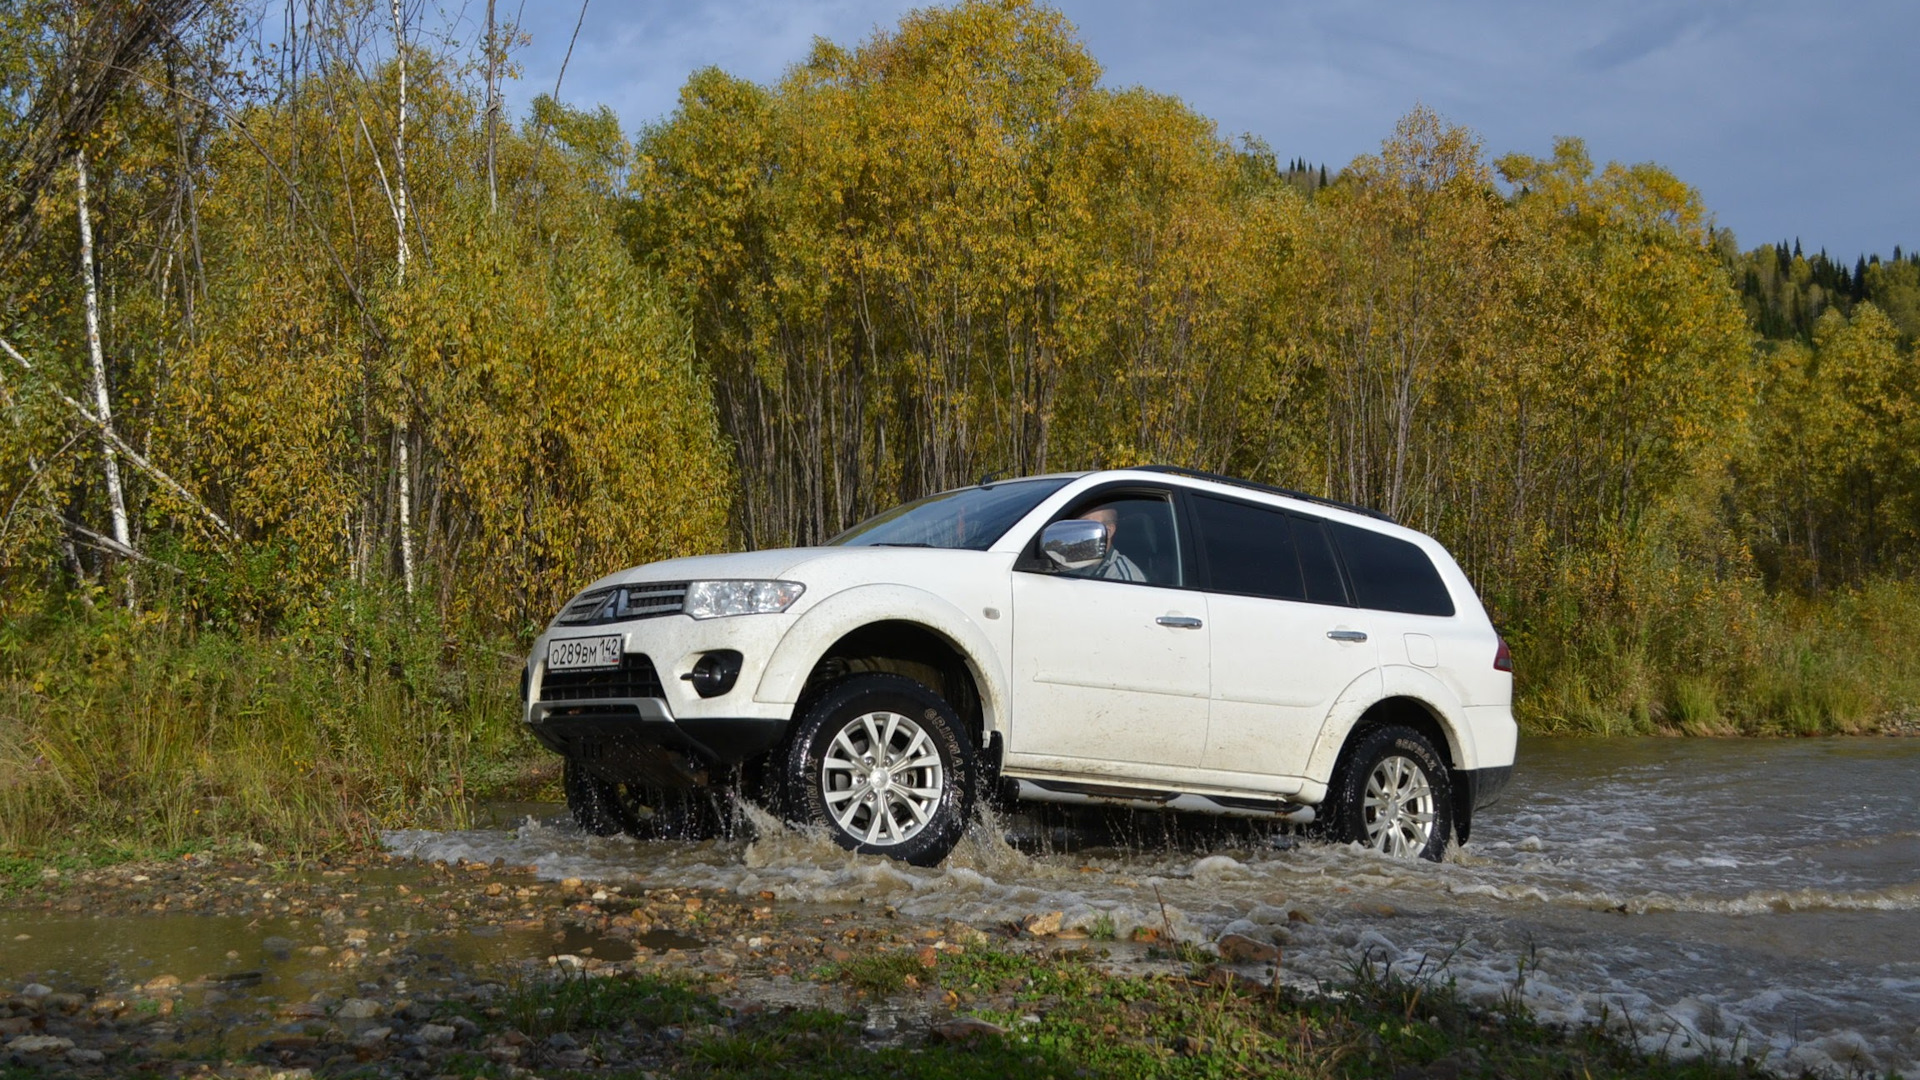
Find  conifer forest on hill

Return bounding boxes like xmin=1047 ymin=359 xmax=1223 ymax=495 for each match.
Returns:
xmin=3 ymin=0 xmax=1918 ymax=851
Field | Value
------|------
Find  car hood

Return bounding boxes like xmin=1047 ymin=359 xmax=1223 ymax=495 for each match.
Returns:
xmin=595 ymin=547 xmax=831 ymax=589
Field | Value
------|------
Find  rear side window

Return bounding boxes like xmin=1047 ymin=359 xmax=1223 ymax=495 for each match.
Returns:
xmin=1330 ymin=522 xmax=1455 ymax=616
xmin=1192 ymin=495 xmax=1304 ymax=601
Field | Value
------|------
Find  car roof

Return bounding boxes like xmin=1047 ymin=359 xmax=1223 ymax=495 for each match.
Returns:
xmin=1067 ymin=463 xmax=1397 ymax=522
xmin=965 ymin=466 xmax=1394 ymax=524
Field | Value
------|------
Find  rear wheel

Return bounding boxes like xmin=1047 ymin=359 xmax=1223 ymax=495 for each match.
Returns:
xmin=782 ymin=674 xmax=976 ymax=867
xmin=1328 ymin=725 xmax=1453 ymax=861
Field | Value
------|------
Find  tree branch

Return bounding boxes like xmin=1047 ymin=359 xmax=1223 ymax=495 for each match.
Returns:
xmin=0 ymin=334 xmax=239 ymax=545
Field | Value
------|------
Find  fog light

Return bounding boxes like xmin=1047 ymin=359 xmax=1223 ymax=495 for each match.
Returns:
xmin=684 ymin=650 xmax=743 ymax=698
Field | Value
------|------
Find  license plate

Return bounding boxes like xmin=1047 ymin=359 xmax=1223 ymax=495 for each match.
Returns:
xmin=547 ymin=635 xmax=624 ymax=671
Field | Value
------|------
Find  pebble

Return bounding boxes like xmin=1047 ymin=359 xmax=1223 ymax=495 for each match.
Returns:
xmin=5 ymin=1035 xmax=75 ymax=1054
xmin=417 ymin=1023 xmax=457 ymax=1045
xmin=337 ymin=998 xmax=384 ymax=1020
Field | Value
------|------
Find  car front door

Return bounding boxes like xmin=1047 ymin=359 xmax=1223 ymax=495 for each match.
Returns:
xmin=1007 ymin=489 xmax=1210 ymax=774
xmin=1189 ymin=496 xmax=1381 ymax=779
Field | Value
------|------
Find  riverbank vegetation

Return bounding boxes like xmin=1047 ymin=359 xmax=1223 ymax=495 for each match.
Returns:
xmin=3 ymin=0 xmax=1920 ymax=854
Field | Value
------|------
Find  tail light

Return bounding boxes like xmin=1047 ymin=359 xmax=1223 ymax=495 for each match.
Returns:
xmin=1494 ymin=636 xmax=1513 ymax=673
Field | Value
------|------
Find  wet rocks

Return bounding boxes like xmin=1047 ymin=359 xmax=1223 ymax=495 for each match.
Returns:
xmin=1216 ymin=932 xmax=1281 ymax=964
xmin=1019 ymin=911 xmax=1065 ymax=936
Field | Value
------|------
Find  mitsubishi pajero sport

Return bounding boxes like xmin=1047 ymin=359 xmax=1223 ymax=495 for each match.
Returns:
xmin=523 ymin=467 xmax=1517 ymax=865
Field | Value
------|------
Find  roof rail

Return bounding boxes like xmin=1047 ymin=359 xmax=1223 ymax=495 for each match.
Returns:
xmin=1129 ymin=465 xmax=1394 ymax=522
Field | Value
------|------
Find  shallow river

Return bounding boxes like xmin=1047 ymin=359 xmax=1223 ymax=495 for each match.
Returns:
xmin=4 ymin=737 xmax=1915 ymax=1076
xmin=385 ymin=736 xmax=1920 ymax=1078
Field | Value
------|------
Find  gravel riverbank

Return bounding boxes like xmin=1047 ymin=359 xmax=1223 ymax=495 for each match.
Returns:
xmin=0 ymin=850 xmax=1204 ymax=1077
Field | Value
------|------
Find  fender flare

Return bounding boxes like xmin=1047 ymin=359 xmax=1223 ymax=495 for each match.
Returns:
xmin=1302 ymin=665 xmax=1477 ymax=790
xmin=752 ymin=584 xmax=1009 ymax=739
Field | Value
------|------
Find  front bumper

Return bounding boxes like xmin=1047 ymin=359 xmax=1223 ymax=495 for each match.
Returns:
xmin=525 ymin=636 xmax=794 ymax=788
xmin=528 ymin=696 xmax=789 ymax=787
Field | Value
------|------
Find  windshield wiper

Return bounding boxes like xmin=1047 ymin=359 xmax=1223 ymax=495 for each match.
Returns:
xmin=870 ymin=542 xmax=935 ymax=548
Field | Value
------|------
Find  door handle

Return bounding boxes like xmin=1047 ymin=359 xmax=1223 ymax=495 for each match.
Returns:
xmin=1326 ymin=629 xmax=1368 ymax=643
xmin=1156 ymin=615 xmax=1203 ymax=629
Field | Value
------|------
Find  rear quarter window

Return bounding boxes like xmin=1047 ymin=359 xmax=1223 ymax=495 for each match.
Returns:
xmin=1330 ymin=522 xmax=1455 ymax=617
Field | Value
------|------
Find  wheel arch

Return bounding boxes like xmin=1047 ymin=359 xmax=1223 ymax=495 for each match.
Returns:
xmin=1313 ymin=684 xmax=1481 ymax=843
xmin=753 ymin=584 xmax=1007 ymax=750
xmin=794 ymin=620 xmax=990 ymax=746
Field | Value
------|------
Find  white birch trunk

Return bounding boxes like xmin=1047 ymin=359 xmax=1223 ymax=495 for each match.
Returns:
xmin=485 ymin=0 xmax=499 ymax=214
xmin=76 ymin=150 xmax=133 ymax=561
xmin=391 ymin=0 xmax=416 ymax=597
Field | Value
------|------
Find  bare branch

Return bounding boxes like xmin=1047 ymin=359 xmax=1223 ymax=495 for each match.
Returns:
xmin=0 ymin=334 xmax=239 ymax=545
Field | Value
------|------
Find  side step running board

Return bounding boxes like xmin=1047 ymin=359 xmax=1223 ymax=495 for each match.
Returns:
xmin=1009 ymin=778 xmax=1315 ymax=824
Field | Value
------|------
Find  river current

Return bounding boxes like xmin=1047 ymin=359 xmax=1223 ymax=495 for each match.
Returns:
xmin=383 ymin=736 xmax=1920 ymax=1078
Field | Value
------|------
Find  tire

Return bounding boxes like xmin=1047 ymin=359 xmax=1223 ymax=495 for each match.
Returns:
xmin=565 ymin=760 xmax=733 ymax=840
xmin=782 ymin=674 xmax=977 ymax=867
xmin=1327 ymin=724 xmax=1453 ymax=861
xmin=564 ymin=759 xmax=628 ymax=836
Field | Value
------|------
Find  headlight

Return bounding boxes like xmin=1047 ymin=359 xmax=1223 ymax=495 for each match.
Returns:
xmin=683 ymin=580 xmax=805 ymax=619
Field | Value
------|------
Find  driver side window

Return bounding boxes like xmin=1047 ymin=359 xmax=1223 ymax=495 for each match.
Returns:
xmin=1058 ymin=494 xmax=1184 ymax=587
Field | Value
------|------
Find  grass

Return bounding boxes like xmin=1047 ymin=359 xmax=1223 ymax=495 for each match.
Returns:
xmin=0 ymin=603 xmax=545 ymax=864
xmin=467 ymin=947 xmax=1790 ymax=1080
xmin=498 ymin=969 xmax=719 ymax=1038
xmin=830 ymin=950 xmax=938 ymax=997
xmin=1512 ymin=574 xmax=1920 ymax=737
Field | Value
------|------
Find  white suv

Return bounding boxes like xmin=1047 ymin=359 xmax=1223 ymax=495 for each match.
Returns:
xmin=523 ymin=467 xmax=1516 ymax=865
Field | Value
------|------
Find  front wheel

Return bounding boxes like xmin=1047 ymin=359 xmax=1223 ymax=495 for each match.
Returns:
xmin=1327 ymin=725 xmax=1454 ymax=861
xmin=563 ymin=759 xmax=628 ymax=836
xmin=782 ymin=674 xmax=977 ymax=867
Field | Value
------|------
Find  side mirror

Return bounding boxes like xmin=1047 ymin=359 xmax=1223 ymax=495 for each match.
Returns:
xmin=1041 ymin=519 xmax=1107 ymax=571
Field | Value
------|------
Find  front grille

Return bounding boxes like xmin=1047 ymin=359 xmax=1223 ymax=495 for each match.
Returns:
xmin=556 ymin=582 xmax=688 ymax=625
xmin=539 ymin=654 xmax=666 ymax=702
xmin=558 ymin=587 xmax=614 ymax=623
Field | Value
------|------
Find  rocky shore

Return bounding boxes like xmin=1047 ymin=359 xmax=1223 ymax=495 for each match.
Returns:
xmin=0 ymin=848 xmax=1798 ymax=1080
xmin=0 ymin=851 xmax=1206 ymax=1078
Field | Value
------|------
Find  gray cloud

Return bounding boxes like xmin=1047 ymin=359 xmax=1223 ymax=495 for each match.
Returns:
xmin=492 ymin=0 xmax=1917 ymax=260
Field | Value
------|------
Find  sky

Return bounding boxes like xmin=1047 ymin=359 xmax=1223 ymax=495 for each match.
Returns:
xmin=450 ymin=0 xmax=1915 ymax=262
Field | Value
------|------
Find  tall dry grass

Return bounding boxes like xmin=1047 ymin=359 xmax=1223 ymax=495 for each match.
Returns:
xmin=0 ymin=599 xmax=536 ymax=859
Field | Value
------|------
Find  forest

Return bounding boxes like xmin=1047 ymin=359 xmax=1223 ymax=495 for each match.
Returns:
xmin=2 ymin=0 xmax=1918 ymax=854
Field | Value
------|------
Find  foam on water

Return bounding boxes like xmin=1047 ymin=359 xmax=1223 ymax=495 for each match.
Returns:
xmin=385 ymin=736 xmax=1920 ymax=1079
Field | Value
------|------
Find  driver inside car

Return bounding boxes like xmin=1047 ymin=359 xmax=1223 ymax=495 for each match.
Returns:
xmin=1075 ymin=505 xmax=1147 ymax=582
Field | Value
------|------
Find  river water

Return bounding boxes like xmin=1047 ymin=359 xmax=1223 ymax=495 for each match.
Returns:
xmin=384 ymin=736 xmax=1920 ymax=1079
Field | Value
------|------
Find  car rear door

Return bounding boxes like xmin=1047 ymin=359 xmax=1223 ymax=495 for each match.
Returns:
xmin=1189 ymin=495 xmax=1381 ymax=779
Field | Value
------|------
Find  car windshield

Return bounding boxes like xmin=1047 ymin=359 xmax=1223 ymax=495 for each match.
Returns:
xmin=829 ymin=478 xmax=1070 ymax=551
